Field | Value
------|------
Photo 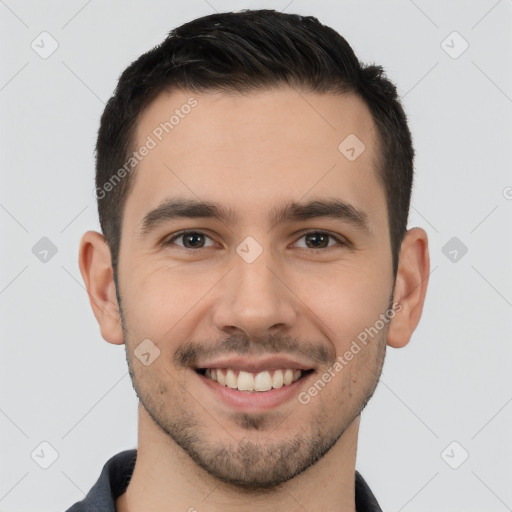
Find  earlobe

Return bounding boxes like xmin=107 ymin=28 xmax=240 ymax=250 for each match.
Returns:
xmin=78 ymin=230 xmax=125 ymax=345
xmin=387 ymin=227 xmax=430 ymax=349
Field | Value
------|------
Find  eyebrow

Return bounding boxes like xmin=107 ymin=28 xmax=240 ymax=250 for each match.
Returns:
xmin=138 ymin=197 xmax=372 ymax=237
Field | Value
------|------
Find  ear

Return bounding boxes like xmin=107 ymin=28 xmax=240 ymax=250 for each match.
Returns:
xmin=78 ymin=230 xmax=124 ymax=345
xmin=387 ymin=227 xmax=430 ymax=349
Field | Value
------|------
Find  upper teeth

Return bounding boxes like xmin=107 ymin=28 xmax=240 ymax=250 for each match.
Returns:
xmin=204 ymin=368 xmax=303 ymax=392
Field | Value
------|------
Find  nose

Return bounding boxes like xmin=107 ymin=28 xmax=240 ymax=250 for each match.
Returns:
xmin=212 ymin=247 xmax=298 ymax=340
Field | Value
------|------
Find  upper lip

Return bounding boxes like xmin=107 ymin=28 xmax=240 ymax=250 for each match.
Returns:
xmin=195 ymin=356 xmax=316 ymax=372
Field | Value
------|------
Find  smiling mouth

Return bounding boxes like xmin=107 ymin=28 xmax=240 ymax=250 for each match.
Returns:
xmin=195 ymin=368 xmax=314 ymax=393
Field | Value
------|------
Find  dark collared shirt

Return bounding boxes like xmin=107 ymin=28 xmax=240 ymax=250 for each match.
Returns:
xmin=65 ymin=449 xmax=383 ymax=511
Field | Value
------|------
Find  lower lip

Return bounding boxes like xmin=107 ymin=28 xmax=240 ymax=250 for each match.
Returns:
xmin=197 ymin=370 xmax=314 ymax=412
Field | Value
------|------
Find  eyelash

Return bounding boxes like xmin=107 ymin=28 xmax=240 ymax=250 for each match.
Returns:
xmin=162 ymin=230 xmax=348 ymax=251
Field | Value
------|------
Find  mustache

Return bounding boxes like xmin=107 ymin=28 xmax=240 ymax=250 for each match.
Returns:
xmin=174 ymin=333 xmax=336 ymax=369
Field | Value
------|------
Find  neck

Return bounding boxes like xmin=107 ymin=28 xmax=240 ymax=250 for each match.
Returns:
xmin=116 ymin=406 xmax=360 ymax=512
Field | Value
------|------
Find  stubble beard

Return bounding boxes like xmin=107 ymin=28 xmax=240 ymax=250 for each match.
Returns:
xmin=118 ymin=292 xmax=388 ymax=491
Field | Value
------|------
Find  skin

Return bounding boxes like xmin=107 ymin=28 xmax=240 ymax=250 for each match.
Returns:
xmin=79 ymin=87 xmax=429 ymax=512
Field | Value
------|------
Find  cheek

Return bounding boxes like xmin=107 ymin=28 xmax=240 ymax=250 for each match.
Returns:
xmin=303 ymin=261 xmax=391 ymax=346
xmin=122 ymin=241 xmax=392 ymax=344
xmin=121 ymin=262 xmax=220 ymax=338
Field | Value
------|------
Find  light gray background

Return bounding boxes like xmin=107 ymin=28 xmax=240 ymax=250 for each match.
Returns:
xmin=1 ymin=1 xmax=511 ymax=511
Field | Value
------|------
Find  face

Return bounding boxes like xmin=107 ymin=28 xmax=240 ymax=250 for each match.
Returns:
xmin=116 ymin=87 xmax=395 ymax=489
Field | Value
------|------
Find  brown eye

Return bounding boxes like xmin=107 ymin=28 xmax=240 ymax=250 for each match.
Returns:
xmin=294 ymin=231 xmax=345 ymax=250
xmin=162 ymin=230 xmax=346 ymax=251
xmin=164 ymin=231 xmax=215 ymax=249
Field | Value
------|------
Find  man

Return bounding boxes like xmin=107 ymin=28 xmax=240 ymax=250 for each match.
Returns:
xmin=68 ymin=8 xmax=429 ymax=512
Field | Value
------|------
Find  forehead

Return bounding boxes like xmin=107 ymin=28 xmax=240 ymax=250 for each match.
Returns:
xmin=123 ymin=87 xmax=385 ymax=235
